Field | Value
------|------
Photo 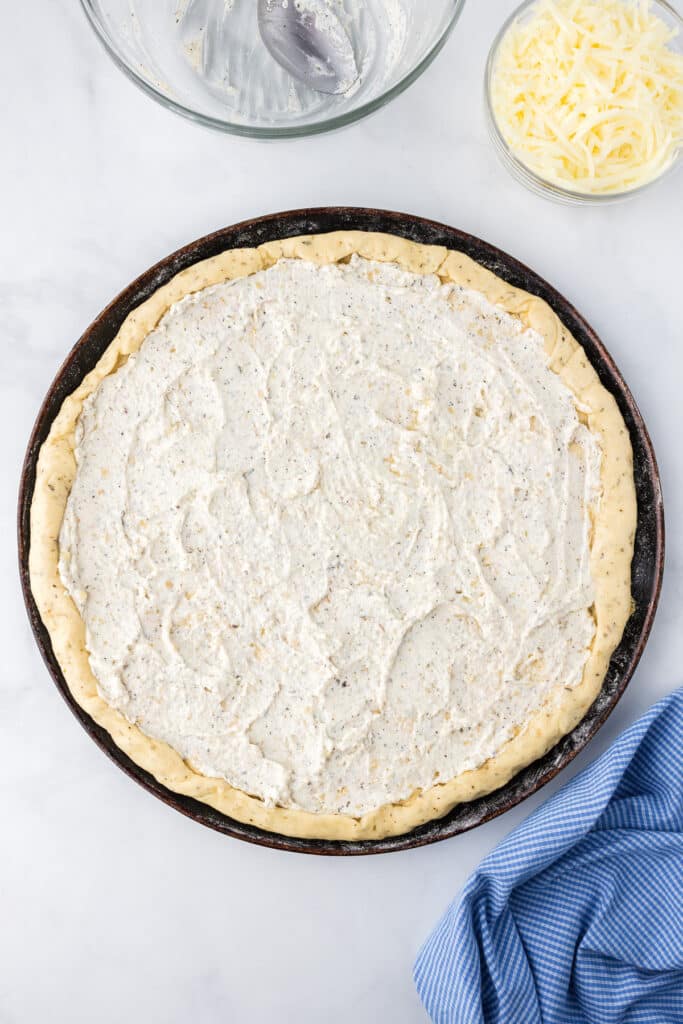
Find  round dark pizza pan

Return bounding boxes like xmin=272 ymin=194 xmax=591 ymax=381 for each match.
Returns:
xmin=18 ymin=208 xmax=665 ymax=855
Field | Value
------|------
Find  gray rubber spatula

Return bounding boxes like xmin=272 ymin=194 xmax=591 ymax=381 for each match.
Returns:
xmin=257 ymin=0 xmax=359 ymax=95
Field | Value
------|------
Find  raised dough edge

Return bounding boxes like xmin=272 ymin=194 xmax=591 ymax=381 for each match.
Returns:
xmin=29 ymin=230 xmax=636 ymax=841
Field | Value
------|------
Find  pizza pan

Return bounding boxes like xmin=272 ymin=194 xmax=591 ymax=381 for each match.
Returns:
xmin=18 ymin=208 xmax=665 ymax=854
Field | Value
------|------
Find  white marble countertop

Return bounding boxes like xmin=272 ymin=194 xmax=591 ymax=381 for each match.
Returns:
xmin=2 ymin=2 xmax=682 ymax=1021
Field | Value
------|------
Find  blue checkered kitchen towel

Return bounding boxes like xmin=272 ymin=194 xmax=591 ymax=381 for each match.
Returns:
xmin=414 ymin=687 xmax=683 ymax=1024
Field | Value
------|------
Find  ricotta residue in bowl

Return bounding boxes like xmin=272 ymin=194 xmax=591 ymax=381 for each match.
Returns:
xmin=59 ymin=257 xmax=601 ymax=815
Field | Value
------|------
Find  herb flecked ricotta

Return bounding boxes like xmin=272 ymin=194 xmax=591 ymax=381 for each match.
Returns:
xmin=59 ymin=256 xmax=601 ymax=815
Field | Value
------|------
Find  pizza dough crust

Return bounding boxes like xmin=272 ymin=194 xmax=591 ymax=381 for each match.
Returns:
xmin=29 ymin=231 xmax=636 ymax=840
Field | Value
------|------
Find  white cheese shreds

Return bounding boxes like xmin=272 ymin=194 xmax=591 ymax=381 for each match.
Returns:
xmin=491 ymin=0 xmax=683 ymax=194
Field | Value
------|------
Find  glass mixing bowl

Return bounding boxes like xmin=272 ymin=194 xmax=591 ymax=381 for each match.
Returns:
xmin=80 ymin=0 xmax=466 ymax=138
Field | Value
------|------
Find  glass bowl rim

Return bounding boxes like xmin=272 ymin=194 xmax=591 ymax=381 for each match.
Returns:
xmin=79 ymin=0 xmax=467 ymax=139
xmin=484 ymin=0 xmax=683 ymax=205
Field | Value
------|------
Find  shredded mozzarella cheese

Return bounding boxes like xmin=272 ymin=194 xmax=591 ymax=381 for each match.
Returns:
xmin=491 ymin=0 xmax=683 ymax=194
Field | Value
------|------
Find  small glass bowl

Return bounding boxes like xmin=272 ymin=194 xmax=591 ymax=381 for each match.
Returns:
xmin=485 ymin=0 xmax=683 ymax=205
xmin=79 ymin=0 xmax=466 ymax=139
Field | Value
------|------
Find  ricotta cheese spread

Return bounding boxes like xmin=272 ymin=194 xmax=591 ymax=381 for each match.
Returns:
xmin=59 ymin=256 xmax=602 ymax=816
